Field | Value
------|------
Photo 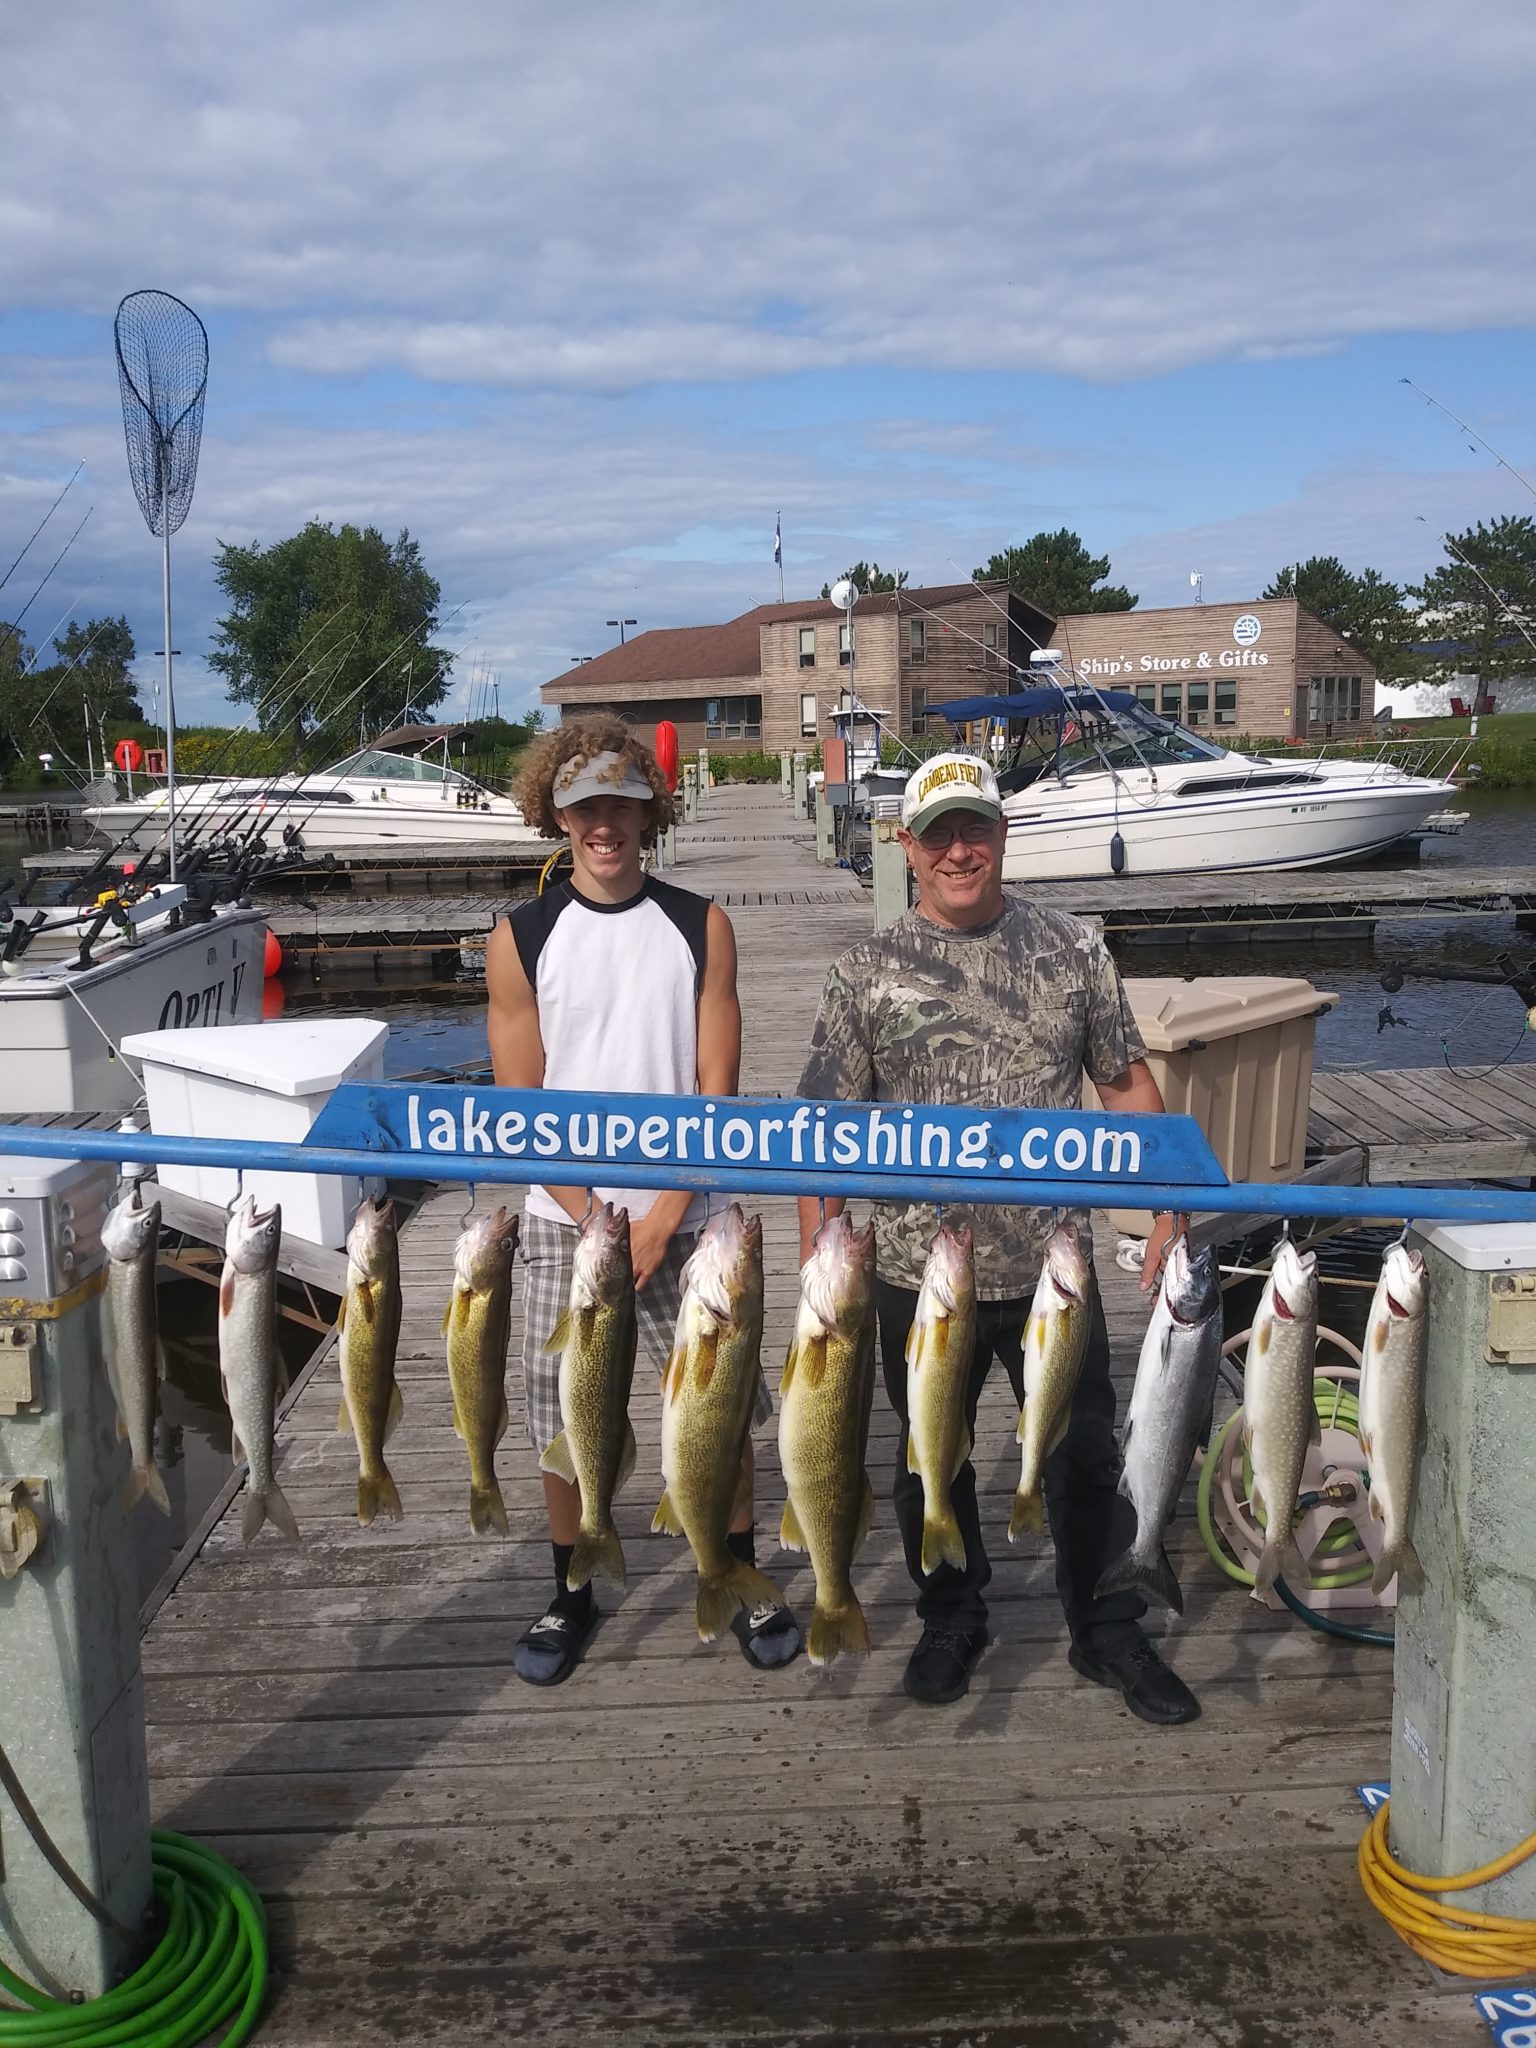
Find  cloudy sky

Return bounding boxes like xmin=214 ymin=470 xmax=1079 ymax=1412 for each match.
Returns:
xmin=3 ymin=0 xmax=1535 ymax=727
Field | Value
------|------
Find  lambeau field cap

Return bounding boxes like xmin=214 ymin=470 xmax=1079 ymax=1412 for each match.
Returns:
xmin=901 ymin=752 xmax=1003 ymax=835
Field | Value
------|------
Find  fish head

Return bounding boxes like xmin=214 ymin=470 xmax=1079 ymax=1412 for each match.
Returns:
xmin=1268 ymin=1240 xmax=1318 ymax=1324
xmin=686 ymin=1202 xmax=764 ymax=1322
xmin=1164 ymin=1236 xmax=1220 ymax=1327
xmin=225 ymin=1193 xmax=281 ymax=1273
xmin=103 ymin=1186 xmax=161 ymax=1263
xmin=454 ymin=1205 xmax=518 ymax=1292
xmin=346 ymin=1195 xmax=397 ymax=1278
xmin=923 ymin=1221 xmax=977 ymax=1318
xmin=573 ymin=1201 xmax=634 ymax=1305
xmin=1042 ymin=1220 xmax=1090 ymax=1308
xmin=803 ymin=1209 xmax=875 ymax=1335
xmin=1382 ymin=1243 xmax=1427 ymax=1320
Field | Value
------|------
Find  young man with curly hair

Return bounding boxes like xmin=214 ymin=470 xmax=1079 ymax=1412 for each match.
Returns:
xmin=486 ymin=715 xmax=801 ymax=1684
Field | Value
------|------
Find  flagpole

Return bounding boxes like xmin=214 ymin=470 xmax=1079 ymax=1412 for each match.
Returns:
xmin=776 ymin=511 xmax=784 ymax=603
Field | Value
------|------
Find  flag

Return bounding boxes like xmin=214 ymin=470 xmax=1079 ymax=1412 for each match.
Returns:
xmin=774 ymin=513 xmax=781 ymax=566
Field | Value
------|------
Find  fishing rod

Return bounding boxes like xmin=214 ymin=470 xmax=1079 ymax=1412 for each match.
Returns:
xmin=0 ymin=460 xmax=84 ymax=596
xmin=1413 ymin=516 xmax=1536 ymax=669
xmin=9 ymin=506 xmax=93 ymax=632
xmin=1399 ymin=378 xmax=1536 ymax=507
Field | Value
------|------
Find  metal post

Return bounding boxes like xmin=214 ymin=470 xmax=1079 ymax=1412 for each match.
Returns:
xmin=791 ymin=753 xmax=808 ymax=818
xmin=872 ymin=817 xmax=910 ymax=930
xmin=0 ymin=1154 xmax=154 ymax=1996
xmin=780 ymin=751 xmax=792 ymax=802
xmin=1389 ymin=1221 xmax=1536 ymax=1915
xmin=814 ymin=785 xmax=835 ymax=864
xmin=697 ymin=745 xmax=710 ymax=793
xmin=161 ymin=512 xmax=178 ymax=882
xmin=681 ymin=761 xmax=698 ymax=824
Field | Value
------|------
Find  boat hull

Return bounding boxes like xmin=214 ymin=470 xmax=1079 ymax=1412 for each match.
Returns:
xmin=85 ymin=791 xmax=544 ymax=850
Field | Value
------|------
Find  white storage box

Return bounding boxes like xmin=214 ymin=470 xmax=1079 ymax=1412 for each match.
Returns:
xmin=119 ymin=1018 xmax=388 ymax=1249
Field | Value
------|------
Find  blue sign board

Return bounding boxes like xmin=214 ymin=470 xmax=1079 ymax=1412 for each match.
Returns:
xmin=305 ymin=1084 xmax=1229 ymax=1191
xmin=1355 ymin=1783 xmax=1391 ymax=1815
xmin=1475 ymin=1989 xmax=1536 ymax=2047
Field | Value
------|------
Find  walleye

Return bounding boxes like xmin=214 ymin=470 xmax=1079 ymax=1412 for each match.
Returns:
xmin=443 ymin=1205 xmax=518 ymax=1535
xmin=540 ymin=1202 xmax=638 ymax=1591
xmin=220 ymin=1194 xmax=299 ymax=1545
xmin=905 ymin=1223 xmax=976 ymax=1575
xmin=102 ymin=1183 xmax=170 ymax=1516
xmin=779 ymin=1211 xmax=878 ymax=1665
xmin=1009 ymin=1221 xmax=1092 ymax=1542
xmin=1096 ymin=1236 xmax=1222 ymax=1614
xmin=654 ymin=1204 xmax=785 ymax=1640
xmin=1358 ymin=1242 xmax=1428 ymax=1598
xmin=1243 ymin=1239 xmax=1320 ymax=1596
xmin=337 ymin=1195 xmax=405 ymax=1526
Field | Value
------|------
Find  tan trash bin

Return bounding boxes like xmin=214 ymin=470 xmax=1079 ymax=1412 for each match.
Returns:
xmin=1083 ymin=976 xmax=1339 ymax=1234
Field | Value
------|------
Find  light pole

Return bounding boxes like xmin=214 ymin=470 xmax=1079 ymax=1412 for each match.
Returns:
xmin=607 ymin=618 xmax=637 ymax=644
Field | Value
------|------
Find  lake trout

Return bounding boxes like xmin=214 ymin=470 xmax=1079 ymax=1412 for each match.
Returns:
xmin=337 ymin=1194 xmax=405 ymax=1526
xmin=1009 ymin=1221 xmax=1092 ymax=1543
xmin=443 ymin=1204 xmax=517 ymax=1536
xmin=101 ymin=1182 xmax=169 ymax=1516
xmin=220 ymin=1194 xmax=299 ymax=1545
xmin=1243 ymin=1239 xmax=1320 ymax=1596
xmin=654 ymin=1204 xmax=784 ymax=1640
xmin=1358 ymin=1242 xmax=1428 ymax=1598
xmin=1096 ymin=1235 xmax=1222 ymax=1614
xmin=779 ymin=1211 xmax=878 ymax=1665
xmin=905 ymin=1222 xmax=976 ymax=1575
xmin=541 ymin=1201 xmax=638 ymax=1591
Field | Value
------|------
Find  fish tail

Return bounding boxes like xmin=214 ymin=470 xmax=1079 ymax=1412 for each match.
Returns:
xmin=1372 ymin=1536 xmax=1424 ymax=1599
xmin=470 ymin=1480 xmax=509 ymax=1537
xmin=357 ymin=1464 xmax=404 ymax=1527
xmin=1095 ymin=1543 xmax=1184 ymax=1616
xmin=696 ymin=1563 xmax=784 ymax=1643
xmin=568 ymin=1522 xmax=627 ymax=1593
xmin=242 ymin=1478 xmax=302 ymax=1546
xmin=1007 ymin=1485 xmax=1044 ymax=1544
xmin=920 ymin=1508 xmax=966 ymax=1576
xmin=1255 ymin=1532 xmax=1309 ymax=1597
xmin=125 ymin=1460 xmax=171 ymax=1518
xmin=807 ymin=1596 xmax=871 ymax=1669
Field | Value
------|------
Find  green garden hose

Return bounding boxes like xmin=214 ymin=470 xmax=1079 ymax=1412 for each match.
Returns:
xmin=0 ymin=1832 xmax=267 ymax=2046
xmin=1196 ymin=1376 xmax=1375 ymax=1591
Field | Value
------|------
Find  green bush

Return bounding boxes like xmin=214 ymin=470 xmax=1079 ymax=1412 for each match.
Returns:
xmin=704 ymin=751 xmax=782 ymax=783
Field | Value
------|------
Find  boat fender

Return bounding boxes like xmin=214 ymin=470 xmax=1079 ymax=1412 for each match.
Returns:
xmin=1109 ymin=830 xmax=1126 ymax=876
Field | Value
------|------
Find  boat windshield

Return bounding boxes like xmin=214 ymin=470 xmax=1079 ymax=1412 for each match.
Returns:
xmin=1051 ymin=702 xmax=1230 ymax=779
xmin=327 ymin=747 xmax=475 ymax=788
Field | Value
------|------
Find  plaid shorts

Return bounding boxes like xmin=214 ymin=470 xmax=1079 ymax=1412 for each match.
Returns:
xmin=520 ymin=1209 xmax=775 ymax=1454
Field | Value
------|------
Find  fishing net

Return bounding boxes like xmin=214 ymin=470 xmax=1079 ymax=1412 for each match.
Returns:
xmin=114 ymin=291 xmax=208 ymax=537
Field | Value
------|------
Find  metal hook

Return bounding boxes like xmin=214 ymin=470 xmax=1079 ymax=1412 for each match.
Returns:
xmin=459 ymin=1180 xmax=477 ymax=1227
xmin=817 ymin=1195 xmax=826 ymax=1227
xmin=223 ymin=1167 xmax=246 ymax=1217
xmin=1391 ymin=1219 xmax=1411 ymax=1249
xmin=1276 ymin=1214 xmax=1292 ymax=1246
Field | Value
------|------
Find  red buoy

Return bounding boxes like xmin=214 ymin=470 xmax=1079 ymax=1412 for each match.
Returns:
xmin=113 ymin=737 xmax=144 ymax=772
xmin=654 ymin=719 xmax=679 ymax=793
xmin=263 ymin=929 xmax=283 ymax=978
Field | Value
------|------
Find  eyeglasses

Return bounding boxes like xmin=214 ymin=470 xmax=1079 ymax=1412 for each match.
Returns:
xmin=913 ymin=815 xmax=1000 ymax=851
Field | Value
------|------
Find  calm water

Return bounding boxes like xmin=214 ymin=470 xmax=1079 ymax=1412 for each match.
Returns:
xmin=4 ymin=785 xmax=1533 ymax=1595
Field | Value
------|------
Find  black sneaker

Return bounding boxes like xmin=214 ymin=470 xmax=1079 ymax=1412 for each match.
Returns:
xmin=733 ymin=1600 xmax=804 ymax=1670
xmin=1068 ymin=1632 xmax=1200 ymax=1726
xmin=513 ymin=1603 xmax=598 ymax=1688
xmin=902 ymin=1623 xmax=988 ymax=1705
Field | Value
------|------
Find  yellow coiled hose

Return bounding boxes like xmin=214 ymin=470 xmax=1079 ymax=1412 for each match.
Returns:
xmin=1357 ymin=1802 xmax=1536 ymax=1978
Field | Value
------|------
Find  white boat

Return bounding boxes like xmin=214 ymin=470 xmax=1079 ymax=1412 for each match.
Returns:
xmin=0 ymin=904 xmax=268 ymax=1115
xmin=84 ymin=743 xmax=545 ymax=852
xmin=939 ymin=687 xmax=1465 ymax=883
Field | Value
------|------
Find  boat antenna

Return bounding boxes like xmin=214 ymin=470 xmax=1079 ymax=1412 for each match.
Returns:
xmin=115 ymin=290 xmax=209 ymax=884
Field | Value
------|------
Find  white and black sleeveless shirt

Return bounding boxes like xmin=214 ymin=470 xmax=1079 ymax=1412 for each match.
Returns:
xmin=508 ymin=877 xmax=712 ymax=1228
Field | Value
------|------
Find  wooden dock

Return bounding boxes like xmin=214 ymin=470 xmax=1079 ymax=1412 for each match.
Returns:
xmin=139 ymin=784 xmax=1496 ymax=2045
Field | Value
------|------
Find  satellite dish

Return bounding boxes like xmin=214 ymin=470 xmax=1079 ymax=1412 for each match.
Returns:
xmin=1189 ymin=572 xmax=1202 ymax=589
xmin=1029 ymin=648 xmax=1064 ymax=665
xmin=829 ymin=577 xmax=860 ymax=611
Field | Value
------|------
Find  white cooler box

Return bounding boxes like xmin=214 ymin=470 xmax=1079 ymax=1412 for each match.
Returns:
xmin=120 ymin=1018 xmax=389 ymax=1249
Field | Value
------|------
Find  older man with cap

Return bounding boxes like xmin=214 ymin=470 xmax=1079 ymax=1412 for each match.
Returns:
xmin=485 ymin=716 xmax=799 ymax=1684
xmin=795 ymin=750 xmax=1198 ymax=1722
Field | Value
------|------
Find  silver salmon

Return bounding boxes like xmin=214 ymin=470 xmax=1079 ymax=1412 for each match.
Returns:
xmin=655 ymin=1204 xmax=784 ymax=1640
xmin=905 ymin=1223 xmax=976 ymax=1576
xmin=443 ymin=1205 xmax=517 ymax=1536
xmin=1096 ymin=1235 xmax=1222 ymax=1614
xmin=102 ymin=1183 xmax=170 ymax=1516
xmin=1009 ymin=1221 xmax=1092 ymax=1542
xmin=1358 ymin=1242 xmax=1428 ymax=1598
xmin=779 ymin=1211 xmax=878 ymax=1666
xmin=541 ymin=1202 xmax=638 ymax=1590
xmin=1244 ymin=1239 xmax=1320 ymax=1596
xmin=220 ymin=1194 xmax=299 ymax=1545
xmin=338 ymin=1195 xmax=405 ymax=1525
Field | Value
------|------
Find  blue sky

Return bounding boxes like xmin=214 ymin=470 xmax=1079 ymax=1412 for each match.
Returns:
xmin=3 ymin=0 xmax=1535 ymax=730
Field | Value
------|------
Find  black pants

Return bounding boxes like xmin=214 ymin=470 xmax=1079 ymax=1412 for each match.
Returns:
xmin=875 ymin=1273 xmax=1146 ymax=1647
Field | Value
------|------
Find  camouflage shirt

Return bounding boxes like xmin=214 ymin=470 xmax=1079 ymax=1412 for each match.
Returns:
xmin=797 ymin=897 xmax=1146 ymax=1299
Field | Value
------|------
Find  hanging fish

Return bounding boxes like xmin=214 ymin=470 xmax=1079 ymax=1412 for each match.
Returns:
xmin=220 ymin=1194 xmax=299 ymax=1545
xmin=1009 ymin=1222 xmax=1091 ymax=1543
xmin=1243 ymin=1240 xmax=1320 ymax=1596
xmin=905 ymin=1223 xmax=976 ymax=1575
xmin=1358 ymin=1242 xmax=1428 ymax=1597
xmin=102 ymin=1182 xmax=170 ymax=1516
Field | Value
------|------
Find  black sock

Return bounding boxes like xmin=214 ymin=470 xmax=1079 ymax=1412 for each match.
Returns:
xmin=727 ymin=1527 xmax=755 ymax=1568
xmin=551 ymin=1542 xmax=593 ymax=1621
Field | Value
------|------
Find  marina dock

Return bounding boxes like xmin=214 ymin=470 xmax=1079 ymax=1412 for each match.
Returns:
xmin=134 ymin=785 xmax=1509 ymax=2044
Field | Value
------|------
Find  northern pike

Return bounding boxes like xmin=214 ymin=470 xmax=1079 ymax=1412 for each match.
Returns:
xmin=220 ymin=1194 xmax=299 ymax=1545
xmin=654 ymin=1204 xmax=784 ymax=1640
xmin=1096 ymin=1235 xmax=1222 ymax=1614
xmin=1358 ymin=1242 xmax=1428 ymax=1598
xmin=905 ymin=1222 xmax=976 ymax=1575
xmin=779 ymin=1211 xmax=878 ymax=1665
xmin=102 ymin=1183 xmax=170 ymax=1516
xmin=337 ymin=1195 xmax=405 ymax=1526
xmin=541 ymin=1201 xmax=638 ymax=1590
xmin=1243 ymin=1239 xmax=1320 ymax=1596
xmin=1009 ymin=1221 xmax=1092 ymax=1542
xmin=443 ymin=1205 xmax=518 ymax=1536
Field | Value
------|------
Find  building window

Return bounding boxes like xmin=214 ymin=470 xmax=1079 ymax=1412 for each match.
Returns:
xmin=799 ymin=692 xmax=817 ymax=739
xmin=838 ymin=622 xmax=854 ymax=667
xmin=799 ymin=626 xmax=816 ymax=670
xmin=909 ymin=619 xmax=926 ymax=665
xmin=1134 ymin=684 xmax=1157 ymax=709
xmin=910 ymin=685 xmax=927 ymax=734
xmin=706 ymin=694 xmax=762 ymax=742
xmin=982 ymin=621 xmax=1003 ymax=670
xmin=1308 ymin=677 xmax=1323 ymax=723
xmin=1161 ymin=683 xmax=1182 ymax=718
xmin=1348 ymin=675 xmax=1362 ymax=721
xmin=1186 ymin=680 xmax=1209 ymax=725
xmin=1215 ymin=680 xmax=1238 ymax=726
